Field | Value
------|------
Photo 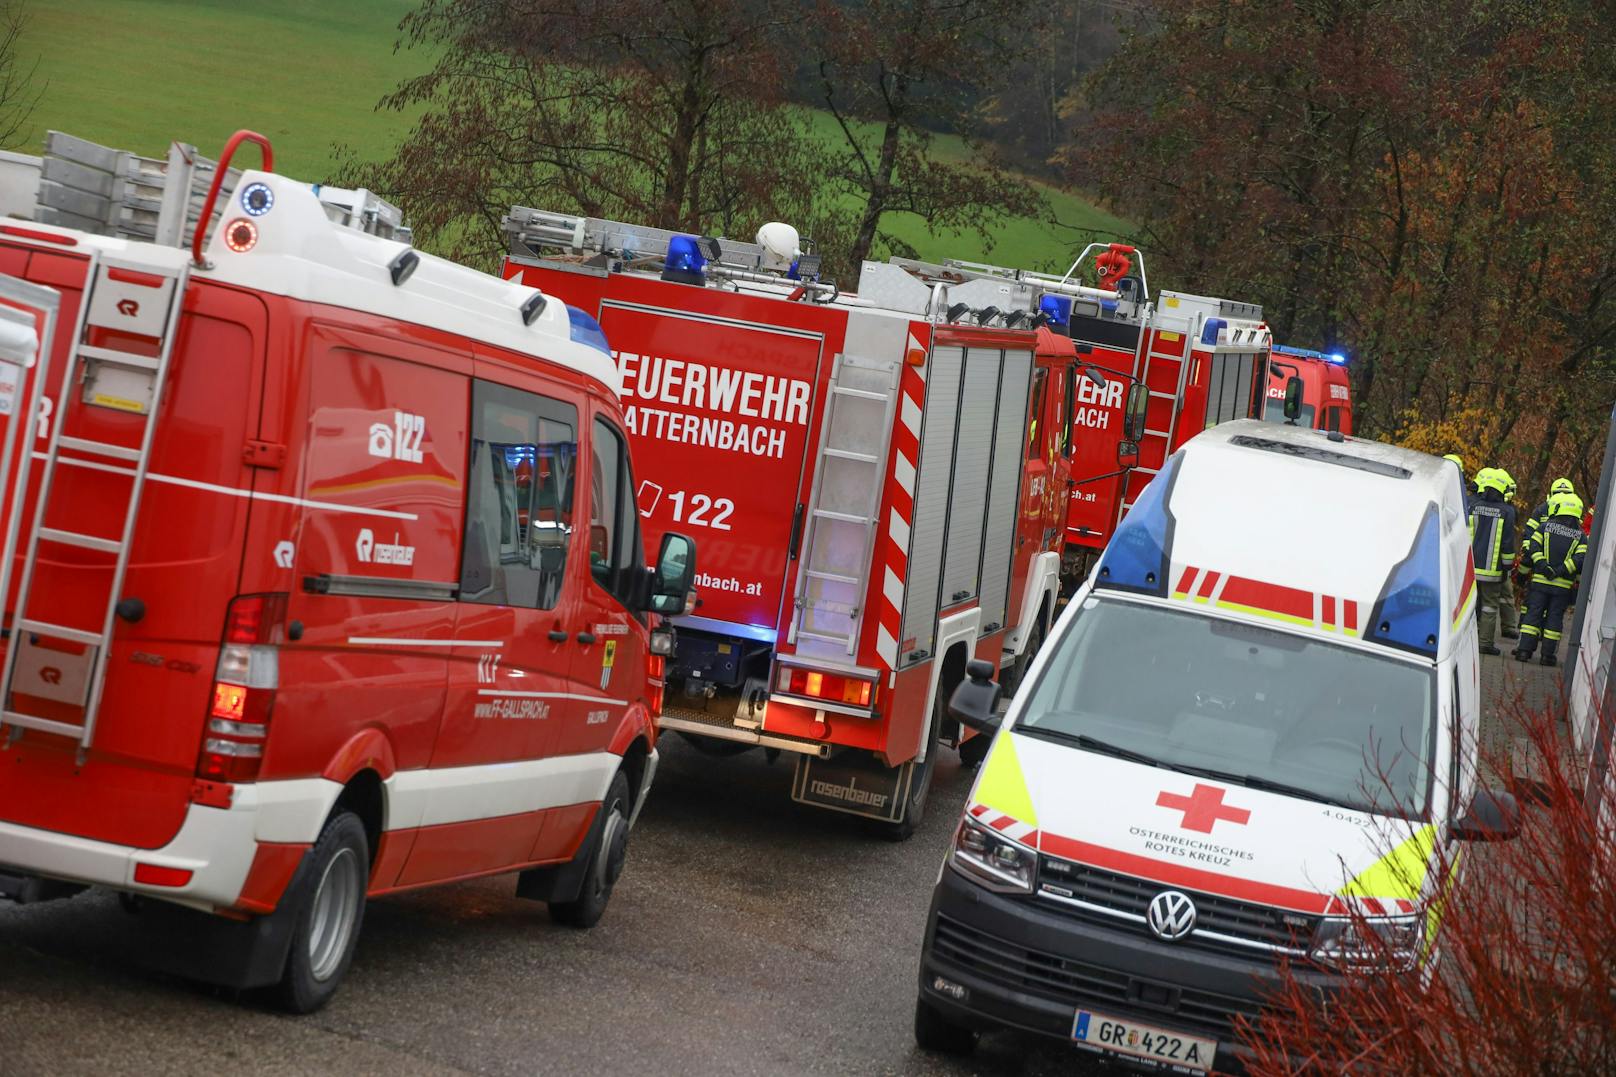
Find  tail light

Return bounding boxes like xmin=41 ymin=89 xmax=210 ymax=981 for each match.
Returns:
xmin=776 ymin=665 xmax=878 ymax=709
xmin=196 ymin=593 xmax=286 ymax=783
xmin=647 ymin=652 xmax=666 ymax=716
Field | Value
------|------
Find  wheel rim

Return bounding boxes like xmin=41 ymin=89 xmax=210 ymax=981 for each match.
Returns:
xmin=593 ymin=801 xmax=627 ymax=897
xmin=308 ymin=846 xmax=361 ymax=982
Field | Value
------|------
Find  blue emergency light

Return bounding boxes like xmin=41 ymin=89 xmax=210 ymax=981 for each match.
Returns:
xmin=1039 ymin=294 xmax=1073 ymax=327
xmin=567 ymin=306 xmax=612 ymax=356
xmin=1364 ymin=504 xmax=1443 ymax=656
xmin=661 ymin=235 xmax=708 ymax=285
xmin=1094 ymin=452 xmax=1182 ymax=597
xmin=1272 ymin=344 xmax=1349 ymax=364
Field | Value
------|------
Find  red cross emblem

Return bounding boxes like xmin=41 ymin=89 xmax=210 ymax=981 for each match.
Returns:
xmin=1156 ymin=783 xmax=1251 ymax=834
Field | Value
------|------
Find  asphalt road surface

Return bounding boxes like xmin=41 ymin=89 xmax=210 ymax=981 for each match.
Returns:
xmin=0 ymin=733 xmax=1101 ymax=1077
xmin=0 ymin=655 xmax=1561 ymax=1076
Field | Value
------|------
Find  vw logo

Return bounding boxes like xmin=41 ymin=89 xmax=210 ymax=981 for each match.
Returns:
xmin=1147 ymin=890 xmax=1197 ymax=941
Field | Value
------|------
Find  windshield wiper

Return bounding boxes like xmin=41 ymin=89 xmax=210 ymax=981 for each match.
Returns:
xmin=1021 ymin=726 xmax=1168 ymax=769
xmin=1176 ymin=765 xmax=1349 ymax=808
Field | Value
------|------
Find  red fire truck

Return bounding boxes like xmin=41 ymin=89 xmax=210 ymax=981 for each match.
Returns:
xmin=0 ymin=132 xmax=694 ymax=1010
xmin=503 ymin=213 xmax=1095 ymax=836
xmin=862 ymin=247 xmax=1275 ymax=593
xmin=1264 ymin=343 xmax=1354 ymax=434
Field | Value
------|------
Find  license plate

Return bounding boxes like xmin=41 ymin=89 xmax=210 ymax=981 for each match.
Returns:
xmin=1072 ymin=1008 xmax=1216 ymax=1073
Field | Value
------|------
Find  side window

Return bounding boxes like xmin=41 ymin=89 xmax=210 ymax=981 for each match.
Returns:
xmin=589 ymin=417 xmax=644 ymax=609
xmin=1061 ymin=366 xmax=1076 ymax=456
xmin=1325 ymin=406 xmax=1342 ymax=433
xmin=461 ymin=380 xmax=577 ymax=609
xmin=1026 ymin=367 xmax=1049 ymax=460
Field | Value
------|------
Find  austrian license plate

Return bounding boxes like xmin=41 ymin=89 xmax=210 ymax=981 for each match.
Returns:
xmin=1072 ymin=1008 xmax=1216 ymax=1073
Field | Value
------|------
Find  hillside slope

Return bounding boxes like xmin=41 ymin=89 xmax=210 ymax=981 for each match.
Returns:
xmin=17 ymin=0 xmax=1128 ymax=269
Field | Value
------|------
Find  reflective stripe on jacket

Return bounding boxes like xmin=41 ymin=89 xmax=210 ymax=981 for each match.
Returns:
xmin=1528 ymin=517 xmax=1588 ymax=590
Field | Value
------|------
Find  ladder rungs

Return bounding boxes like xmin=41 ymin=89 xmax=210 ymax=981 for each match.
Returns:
xmin=1 ymin=712 xmax=85 ymax=739
xmin=823 ymin=448 xmax=879 ymax=464
xmin=805 ymin=569 xmax=861 ymax=585
xmin=57 ymin=436 xmax=142 ymax=462
xmin=78 ymin=344 xmax=161 ymax=372
xmin=830 ymin=386 xmax=888 ymax=402
xmin=16 ymin=619 xmax=103 ymax=646
xmin=38 ymin=527 xmax=122 ymax=553
xmin=812 ymin=509 xmax=874 ymax=525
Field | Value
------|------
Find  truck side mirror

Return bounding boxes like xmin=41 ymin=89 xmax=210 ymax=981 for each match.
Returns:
xmin=1123 ymin=382 xmax=1148 ymax=443
xmin=1452 ymin=788 xmax=1521 ymax=842
xmin=1117 ymin=440 xmax=1139 ymax=468
xmin=1283 ymin=375 xmax=1304 ymax=424
xmin=648 ymin=532 xmax=696 ymax=614
xmin=948 ymin=658 xmax=1002 ymax=734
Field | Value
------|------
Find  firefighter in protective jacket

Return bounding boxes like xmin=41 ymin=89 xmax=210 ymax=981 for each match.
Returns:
xmin=1517 ymin=476 xmax=1575 ymax=624
xmin=1514 ymin=492 xmax=1588 ymax=667
xmin=1498 ymin=469 xmax=1520 ymax=640
xmin=1468 ymin=468 xmax=1516 ymax=655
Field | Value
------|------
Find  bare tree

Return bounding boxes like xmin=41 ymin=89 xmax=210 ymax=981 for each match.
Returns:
xmin=0 ymin=0 xmax=43 ymax=150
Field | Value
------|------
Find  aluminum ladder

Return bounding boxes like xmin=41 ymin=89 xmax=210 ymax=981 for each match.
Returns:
xmin=788 ymin=354 xmax=900 ymax=659
xmin=0 ymin=250 xmax=189 ymax=753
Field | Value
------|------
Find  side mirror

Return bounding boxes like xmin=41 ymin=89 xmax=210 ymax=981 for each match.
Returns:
xmin=649 ymin=625 xmax=675 ymax=656
xmin=948 ymin=658 xmax=1002 ymax=734
xmin=1283 ymin=375 xmax=1304 ymax=424
xmin=1452 ymin=788 xmax=1521 ymax=842
xmin=1123 ymin=382 xmax=1148 ymax=443
xmin=648 ymin=531 xmax=696 ymax=614
xmin=1116 ymin=440 xmax=1139 ymax=469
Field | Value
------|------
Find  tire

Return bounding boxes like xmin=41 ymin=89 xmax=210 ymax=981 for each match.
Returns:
xmin=273 ymin=810 xmax=369 ymax=1014
xmin=914 ymin=995 xmax=979 ymax=1055
xmin=870 ymin=703 xmax=942 ymax=843
xmin=1006 ymin=615 xmax=1046 ymax=698
xmin=548 ymin=772 xmax=632 ymax=928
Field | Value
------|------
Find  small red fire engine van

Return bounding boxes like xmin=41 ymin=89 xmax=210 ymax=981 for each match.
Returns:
xmin=1264 ymin=344 xmax=1354 ymax=434
xmin=503 ymin=214 xmax=1092 ymax=836
xmin=0 ymin=132 xmax=694 ymax=1010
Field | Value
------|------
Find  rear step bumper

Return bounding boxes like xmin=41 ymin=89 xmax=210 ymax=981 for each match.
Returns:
xmin=656 ymin=710 xmax=831 ymax=758
xmin=0 ymin=777 xmax=338 ymax=912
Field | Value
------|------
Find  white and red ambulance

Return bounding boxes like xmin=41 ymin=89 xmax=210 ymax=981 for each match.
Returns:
xmin=916 ymin=420 xmax=1521 ymax=1070
xmin=503 ymin=216 xmax=1091 ymax=836
xmin=0 ymin=132 xmax=694 ymax=1010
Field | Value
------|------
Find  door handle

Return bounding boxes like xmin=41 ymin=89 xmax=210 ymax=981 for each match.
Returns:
xmin=577 ymin=631 xmax=598 ymax=645
xmin=547 ymin=629 xmax=569 ymax=642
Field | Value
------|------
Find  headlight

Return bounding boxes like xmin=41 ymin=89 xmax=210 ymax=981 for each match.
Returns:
xmin=950 ymin=818 xmax=1034 ymax=893
xmin=1310 ymin=914 xmax=1422 ymax=972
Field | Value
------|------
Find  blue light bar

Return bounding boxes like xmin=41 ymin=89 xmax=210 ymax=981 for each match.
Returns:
xmin=1364 ymin=503 xmax=1443 ymax=657
xmin=1095 ymin=452 xmax=1182 ymax=597
xmin=567 ymin=306 xmax=611 ymax=356
xmin=1201 ymin=318 xmax=1227 ymax=345
xmin=1039 ymin=294 xmax=1072 ymax=327
xmin=1272 ymin=343 xmax=1349 ymax=364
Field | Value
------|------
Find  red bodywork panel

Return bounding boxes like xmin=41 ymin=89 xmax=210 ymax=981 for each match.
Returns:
xmin=0 ymin=236 xmax=653 ymax=910
xmin=1264 ymin=353 xmax=1353 ymax=434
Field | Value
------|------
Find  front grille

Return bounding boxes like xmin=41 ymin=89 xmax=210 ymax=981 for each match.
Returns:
xmin=932 ymin=913 xmax=1263 ymax=1038
xmin=1037 ymin=857 xmax=1320 ymax=959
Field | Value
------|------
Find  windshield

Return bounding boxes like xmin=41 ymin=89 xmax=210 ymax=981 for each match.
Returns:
xmin=1016 ymin=596 xmax=1435 ymax=817
xmin=1263 ymin=396 xmax=1316 ymax=428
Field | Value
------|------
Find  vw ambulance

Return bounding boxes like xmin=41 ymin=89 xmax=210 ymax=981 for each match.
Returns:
xmin=0 ymin=132 xmax=694 ymax=1011
xmin=914 ymin=420 xmax=1520 ymax=1070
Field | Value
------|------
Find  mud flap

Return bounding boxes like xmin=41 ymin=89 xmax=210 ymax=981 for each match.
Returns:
xmin=127 ymin=890 xmax=300 ymax=991
xmin=791 ymin=751 xmax=914 ymax=823
xmin=515 ymin=804 xmax=607 ymax=905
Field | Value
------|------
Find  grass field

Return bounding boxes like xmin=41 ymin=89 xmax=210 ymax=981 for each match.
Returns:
xmin=16 ymin=0 xmax=1129 ymax=270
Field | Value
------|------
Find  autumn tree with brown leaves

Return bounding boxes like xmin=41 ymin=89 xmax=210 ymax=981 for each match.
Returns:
xmin=1072 ymin=0 xmax=1616 ymax=494
xmin=343 ymin=0 xmax=816 ymax=268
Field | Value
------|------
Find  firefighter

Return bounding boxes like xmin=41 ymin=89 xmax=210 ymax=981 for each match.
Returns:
xmin=1444 ymin=454 xmax=1471 ymax=505
xmin=1468 ymin=468 xmax=1516 ymax=655
xmin=1497 ymin=469 xmax=1520 ymax=640
xmin=1515 ymin=492 xmax=1588 ymax=666
xmin=1518 ymin=477 xmax=1575 ymax=623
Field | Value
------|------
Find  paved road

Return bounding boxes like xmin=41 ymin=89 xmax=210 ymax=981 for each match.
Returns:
xmin=0 ymin=735 xmax=1098 ymax=1077
xmin=0 ymin=656 xmax=1562 ymax=1077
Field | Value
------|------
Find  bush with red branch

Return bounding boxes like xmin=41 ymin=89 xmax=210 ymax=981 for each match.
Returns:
xmin=1239 ymin=691 xmax=1616 ymax=1074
